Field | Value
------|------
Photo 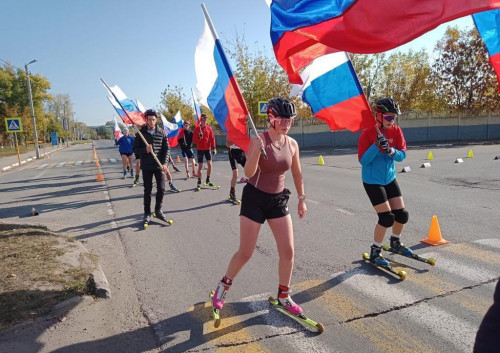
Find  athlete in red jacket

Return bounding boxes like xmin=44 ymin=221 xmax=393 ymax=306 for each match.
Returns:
xmin=193 ymin=114 xmax=217 ymax=187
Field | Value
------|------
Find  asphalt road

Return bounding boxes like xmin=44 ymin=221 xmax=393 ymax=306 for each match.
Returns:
xmin=0 ymin=140 xmax=499 ymax=353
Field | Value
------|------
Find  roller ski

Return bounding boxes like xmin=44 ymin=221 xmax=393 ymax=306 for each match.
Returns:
xmin=268 ymin=295 xmax=324 ymax=333
xmin=152 ymin=210 xmax=173 ymax=225
xmin=382 ymin=237 xmax=436 ymax=266
xmin=130 ymin=176 xmax=140 ymax=188
xmin=209 ymin=291 xmax=221 ymax=328
xmin=209 ymin=279 xmax=231 ymax=328
xmin=203 ymin=181 xmax=220 ymax=189
xmin=168 ymin=183 xmax=181 ymax=193
xmin=362 ymin=246 xmax=407 ymax=280
xmin=143 ymin=213 xmax=152 ymax=229
xmin=228 ymin=189 xmax=241 ymax=204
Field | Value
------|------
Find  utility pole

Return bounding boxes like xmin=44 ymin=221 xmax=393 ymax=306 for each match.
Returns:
xmin=25 ymin=59 xmax=40 ymax=159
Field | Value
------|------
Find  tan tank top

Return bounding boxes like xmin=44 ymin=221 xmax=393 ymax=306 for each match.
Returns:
xmin=248 ymin=131 xmax=293 ymax=194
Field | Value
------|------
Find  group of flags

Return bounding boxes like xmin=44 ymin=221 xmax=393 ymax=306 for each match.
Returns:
xmin=104 ymin=1 xmax=500 ymax=153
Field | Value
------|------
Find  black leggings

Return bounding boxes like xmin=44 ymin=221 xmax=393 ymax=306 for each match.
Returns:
xmin=363 ymin=179 xmax=402 ymax=206
xmin=142 ymin=169 xmax=165 ymax=214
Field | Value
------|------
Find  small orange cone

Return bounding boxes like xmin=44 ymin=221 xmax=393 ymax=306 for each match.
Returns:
xmin=421 ymin=215 xmax=449 ymax=246
xmin=93 ymin=152 xmax=97 ymax=159
xmin=96 ymin=170 xmax=104 ymax=182
xmin=95 ymin=159 xmax=100 ymax=167
xmin=176 ymin=155 xmax=181 ymax=163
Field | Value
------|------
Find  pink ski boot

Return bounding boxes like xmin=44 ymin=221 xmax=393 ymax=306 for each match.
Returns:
xmin=278 ymin=285 xmax=303 ymax=315
xmin=212 ymin=279 xmax=231 ymax=310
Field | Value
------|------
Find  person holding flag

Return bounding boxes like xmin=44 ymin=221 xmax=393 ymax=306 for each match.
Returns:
xmin=133 ymin=109 xmax=171 ymax=224
xmin=358 ymin=98 xmax=411 ymax=266
xmin=211 ymin=97 xmax=307 ymax=317
xmin=193 ymin=114 xmax=217 ymax=188
xmin=177 ymin=120 xmax=198 ymax=179
xmin=115 ymin=129 xmax=135 ymax=179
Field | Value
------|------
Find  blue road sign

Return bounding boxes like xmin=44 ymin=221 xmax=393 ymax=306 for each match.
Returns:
xmin=5 ymin=117 xmax=23 ymax=132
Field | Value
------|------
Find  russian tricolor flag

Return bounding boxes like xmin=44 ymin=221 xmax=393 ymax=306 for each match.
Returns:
xmin=270 ymin=0 xmax=500 ymax=83
xmin=473 ymin=9 xmax=500 ymax=92
xmin=161 ymin=111 xmax=183 ymax=148
xmin=105 ymin=85 xmax=146 ymax=125
xmin=194 ymin=6 xmax=250 ymax=152
xmin=290 ymin=52 xmax=372 ymax=132
xmin=113 ymin=117 xmax=123 ymax=140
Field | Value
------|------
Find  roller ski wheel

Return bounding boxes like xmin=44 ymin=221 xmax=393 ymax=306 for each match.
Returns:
xmin=381 ymin=244 xmax=436 ymax=266
xmin=268 ymin=296 xmax=324 ymax=333
xmin=362 ymin=253 xmax=406 ymax=280
xmin=143 ymin=213 xmax=152 ymax=230
xmin=209 ymin=291 xmax=221 ymax=328
xmin=228 ymin=196 xmax=241 ymax=205
xmin=152 ymin=211 xmax=173 ymax=225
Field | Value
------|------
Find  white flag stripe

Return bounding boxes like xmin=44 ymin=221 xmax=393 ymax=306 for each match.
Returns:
xmin=194 ymin=18 xmax=218 ymax=107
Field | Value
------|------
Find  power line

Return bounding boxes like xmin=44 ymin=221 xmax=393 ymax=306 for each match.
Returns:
xmin=0 ymin=58 xmax=19 ymax=70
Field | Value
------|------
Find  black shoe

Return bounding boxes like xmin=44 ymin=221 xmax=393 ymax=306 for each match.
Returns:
xmin=154 ymin=210 xmax=167 ymax=222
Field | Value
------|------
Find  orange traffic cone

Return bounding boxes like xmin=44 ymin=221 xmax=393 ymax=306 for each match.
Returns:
xmin=95 ymin=159 xmax=100 ymax=167
xmin=93 ymin=152 xmax=97 ymax=159
xmin=176 ymin=155 xmax=181 ymax=163
xmin=421 ymin=215 xmax=449 ymax=246
xmin=96 ymin=170 xmax=104 ymax=182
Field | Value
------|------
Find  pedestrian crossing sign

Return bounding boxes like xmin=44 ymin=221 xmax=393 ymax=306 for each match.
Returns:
xmin=258 ymin=101 xmax=268 ymax=116
xmin=5 ymin=117 xmax=23 ymax=132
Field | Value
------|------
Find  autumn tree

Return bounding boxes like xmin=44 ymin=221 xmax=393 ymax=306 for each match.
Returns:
xmin=351 ymin=53 xmax=387 ymax=102
xmin=159 ymin=85 xmax=197 ymax=124
xmin=431 ymin=27 xmax=500 ymax=111
xmin=0 ymin=64 xmax=52 ymax=143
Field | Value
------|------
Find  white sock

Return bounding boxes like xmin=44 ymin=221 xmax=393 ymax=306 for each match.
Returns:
xmin=391 ymin=234 xmax=400 ymax=239
xmin=373 ymin=241 xmax=382 ymax=247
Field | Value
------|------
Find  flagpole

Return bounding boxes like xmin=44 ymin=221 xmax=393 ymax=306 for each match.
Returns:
xmin=200 ymin=3 xmax=267 ymax=158
xmin=101 ymin=78 xmax=165 ymax=170
xmin=190 ymin=88 xmax=200 ymax=122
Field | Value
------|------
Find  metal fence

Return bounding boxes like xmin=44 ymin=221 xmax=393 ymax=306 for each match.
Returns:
xmin=214 ymin=113 xmax=500 ymax=148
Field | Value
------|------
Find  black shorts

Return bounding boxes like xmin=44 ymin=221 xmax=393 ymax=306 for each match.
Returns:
xmin=181 ymin=148 xmax=195 ymax=159
xmin=120 ymin=152 xmax=133 ymax=157
xmin=197 ymin=149 xmax=212 ymax=163
xmin=134 ymin=153 xmax=140 ymax=160
xmin=363 ymin=179 xmax=402 ymax=206
xmin=240 ymin=183 xmax=290 ymax=224
xmin=229 ymin=148 xmax=246 ymax=170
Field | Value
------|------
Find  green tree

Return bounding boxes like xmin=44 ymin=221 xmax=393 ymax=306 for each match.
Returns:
xmin=159 ymin=85 xmax=195 ymax=124
xmin=351 ymin=53 xmax=387 ymax=102
xmin=227 ymin=35 xmax=301 ymax=124
xmin=431 ymin=27 xmax=500 ymax=111
xmin=378 ymin=50 xmax=444 ymax=112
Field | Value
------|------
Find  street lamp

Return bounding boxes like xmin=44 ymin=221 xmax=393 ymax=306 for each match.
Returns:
xmin=25 ymin=59 xmax=40 ymax=159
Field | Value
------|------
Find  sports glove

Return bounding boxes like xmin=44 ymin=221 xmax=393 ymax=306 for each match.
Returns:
xmin=376 ymin=134 xmax=388 ymax=148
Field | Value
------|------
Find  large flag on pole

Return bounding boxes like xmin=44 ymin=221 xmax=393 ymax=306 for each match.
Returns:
xmin=290 ymin=52 xmax=372 ymax=131
xmin=105 ymin=85 xmax=145 ymax=125
xmin=270 ymin=0 xmax=500 ymax=83
xmin=473 ymin=9 xmax=500 ymax=91
xmin=195 ymin=5 xmax=250 ymax=151
xmin=113 ymin=117 xmax=123 ymax=140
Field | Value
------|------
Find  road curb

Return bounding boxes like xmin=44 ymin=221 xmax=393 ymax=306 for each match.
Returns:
xmin=73 ymin=240 xmax=112 ymax=299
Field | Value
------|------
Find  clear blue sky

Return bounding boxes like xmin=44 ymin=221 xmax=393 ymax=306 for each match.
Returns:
xmin=0 ymin=0 xmax=473 ymax=127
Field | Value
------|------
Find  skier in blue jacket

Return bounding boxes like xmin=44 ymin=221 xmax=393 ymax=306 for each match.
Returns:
xmin=358 ymin=98 xmax=412 ymax=266
xmin=116 ymin=129 xmax=135 ymax=179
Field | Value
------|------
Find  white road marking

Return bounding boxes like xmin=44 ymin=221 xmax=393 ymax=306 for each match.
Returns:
xmin=56 ymin=162 xmax=66 ymax=167
xmin=75 ymin=161 xmax=83 ymax=165
xmin=420 ymin=252 xmax=498 ymax=282
xmin=473 ymin=238 xmax=500 ymax=249
xmin=336 ymin=208 xmax=354 ymax=215
xmin=36 ymin=164 xmax=48 ymax=169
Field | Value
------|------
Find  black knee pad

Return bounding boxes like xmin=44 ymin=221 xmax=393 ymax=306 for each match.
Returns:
xmin=393 ymin=208 xmax=409 ymax=224
xmin=377 ymin=211 xmax=395 ymax=228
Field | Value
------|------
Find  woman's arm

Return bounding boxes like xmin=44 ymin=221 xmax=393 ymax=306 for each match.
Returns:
xmin=244 ymin=133 xmax=264 ymax=178
xmin=290 ymin=138 xmax=307 ymax=219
